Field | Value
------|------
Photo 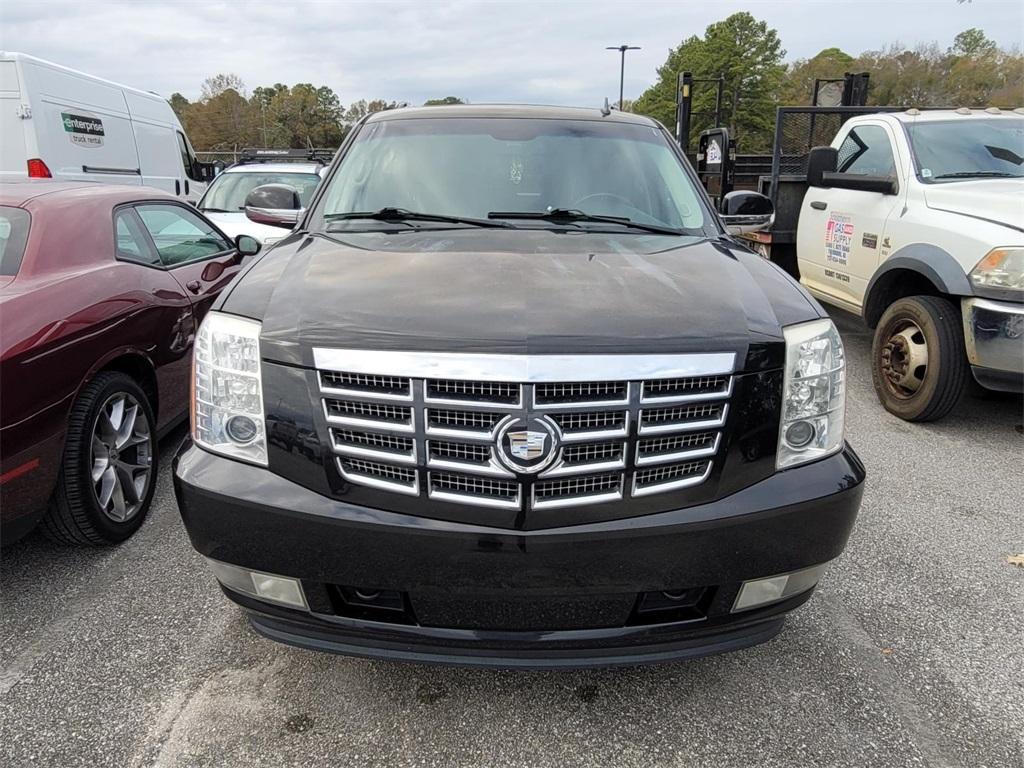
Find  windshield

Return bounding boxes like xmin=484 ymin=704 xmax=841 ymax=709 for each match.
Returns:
xmin=907 ymin=118 xmax=1024 ymax=181
xmin=317 ymin=118 xmax=714 ymax=234
xmin=200 ymin=171 xmax=321 ymax=211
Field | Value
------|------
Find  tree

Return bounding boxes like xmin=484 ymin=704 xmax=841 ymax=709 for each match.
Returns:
xmin=781 ymin=47 xmax=855 ymax=105
xmin=200 ymin=73 xmax=247 ymax=100
xmin=951 ymin=28 xmax=997 ymax=58
xmin=423 ymin=96 xmax=465 ymax=106
xmin=168 ymin=93 xmax=190 ymax=125
xmin=633 ymin=13 xmax=786 ymax=151
xmin=342 ymin=98 xmax=404 ymax=125
xmin=262 ymin=83 xmax=344 ymax=148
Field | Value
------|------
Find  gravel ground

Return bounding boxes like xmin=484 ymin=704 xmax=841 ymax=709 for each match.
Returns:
xmin=2 ymin=311 xmax=1022 ymax=768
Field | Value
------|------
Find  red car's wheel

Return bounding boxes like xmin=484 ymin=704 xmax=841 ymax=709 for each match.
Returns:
xmin=42 ymin=372 xmax=158 ymax=545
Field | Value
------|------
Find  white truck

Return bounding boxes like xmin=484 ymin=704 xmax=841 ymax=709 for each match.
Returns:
xmin=0 ymin=51 xmax=213 ymax=202
xmin=784 ymin=108 xmax=1023 ymax=421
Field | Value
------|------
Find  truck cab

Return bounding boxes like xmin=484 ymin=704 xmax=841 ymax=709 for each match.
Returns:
xmin=794 ymin=109 xmax=1023 ymax=420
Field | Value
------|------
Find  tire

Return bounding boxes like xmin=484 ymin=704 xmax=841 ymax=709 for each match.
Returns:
xmin=42 ymin=371 xmax=158 ymax=545
xmin=870 ymin=295 xmax=968 ymax=422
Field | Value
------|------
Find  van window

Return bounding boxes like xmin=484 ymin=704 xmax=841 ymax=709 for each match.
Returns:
xmin=0 ymin=206 xmax=31 ymax=276
xmin=176 ymin=131 xmax=203 ymax=182
xmin=136 ymin=204 xmax=230 ymax=266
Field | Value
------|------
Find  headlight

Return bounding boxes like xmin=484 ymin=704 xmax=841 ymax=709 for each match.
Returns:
xmin=970 ymin=248 xmax=1024 ymax=294
xmin=777 ymin=318 xmax=845 ymax=470
xmin=192 ymin=311 xmax=267 ymax=465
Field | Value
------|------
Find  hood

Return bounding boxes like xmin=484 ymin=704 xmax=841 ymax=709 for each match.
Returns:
xmin=204 ymin=212 xmax=292 ymax=244
xmin=923 ymin=178 xmax=1024 ymax=233
xmin=224 ymin=229 xmax=820 ymax=371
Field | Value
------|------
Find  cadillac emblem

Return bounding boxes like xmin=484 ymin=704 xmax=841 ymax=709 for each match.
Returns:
xmin=496 ymin=417 xmax=557 ymax=473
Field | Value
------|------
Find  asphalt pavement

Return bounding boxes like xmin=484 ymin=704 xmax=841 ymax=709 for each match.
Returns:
xmin=2 ymin=310 xmax=1022 ymax=768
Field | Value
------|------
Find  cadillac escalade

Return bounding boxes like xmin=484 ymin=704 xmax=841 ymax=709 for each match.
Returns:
xmin=173 ymin=105 xmax=865 ymax=668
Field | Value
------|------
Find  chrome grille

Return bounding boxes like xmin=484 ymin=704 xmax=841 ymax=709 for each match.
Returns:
xmin=332 ymin=429 xmax=416 ymax=462
xmin=427 ymin=408 xmax=504 ymax=434
xmin=427 ymin=379 xmax=520 ymax=405
xmin=429 ymin=440 xmax=491 ymax=464
xmin=338 ymin=458 xmax=418 ymax=495
xmin=534 ymin=473 xmax=623 ymax=508
xmin=315 ymin=350 xmax=735 ymax=514
xmin=321 ymin=371 xmax=411 ymax=398
xmin=642 ymin=376 xmax=730 ymax=402
xmin=634 ymin=460 xmax=711 ymax=496
xmin=562 ymin=442 xmax=624 ymax=465
xmin=535 ymin=381 xmax=627 ymax=405
xmin=430 ymin=472 xmax=520 ymax=508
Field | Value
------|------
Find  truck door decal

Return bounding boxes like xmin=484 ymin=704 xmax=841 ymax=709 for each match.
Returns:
xmin=61 ymin=111 xmax=104 ymax=147
xmin=825 ymin=212 xmax=854 ymax=265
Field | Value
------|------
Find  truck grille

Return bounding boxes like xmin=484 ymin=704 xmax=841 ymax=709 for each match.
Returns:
xmin=315 ymin=350 xmax=734 ymax=515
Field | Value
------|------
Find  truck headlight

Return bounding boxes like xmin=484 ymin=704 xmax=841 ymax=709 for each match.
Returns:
xmin=970 ymin=248 xmax=1024 ymax=294
xmin=777 ymin=318 xmax=845 ymax=470
xmin=192 ymin=311 xmax=267 ymax=465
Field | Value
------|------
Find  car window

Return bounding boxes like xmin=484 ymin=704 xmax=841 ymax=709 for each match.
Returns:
xmin=0 ymin=206 xmax=31 ymax=276
xmin=200 ymin=171 xmax=321 ymax=211
xmin=837 ymin=126 xmax=896 ymax=176
xmin=114 ymin=209 xmax=160 ymax=265
xmin=135 ymin=204 xmax=230 ymax=267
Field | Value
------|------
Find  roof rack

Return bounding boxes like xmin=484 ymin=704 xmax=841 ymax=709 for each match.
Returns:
xmin=237 ymin=147 xmax=336 ymax=165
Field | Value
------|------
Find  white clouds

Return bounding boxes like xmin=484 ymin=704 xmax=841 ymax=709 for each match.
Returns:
xmin=1 ymin=0 xmax=1021 ymax=108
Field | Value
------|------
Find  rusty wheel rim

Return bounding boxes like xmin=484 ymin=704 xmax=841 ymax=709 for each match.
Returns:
xmin=879 ymin=319 xmax=929 ymax=399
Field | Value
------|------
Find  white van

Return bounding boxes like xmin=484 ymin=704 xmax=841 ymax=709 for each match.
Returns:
xmin=0 ymin=52 xmax=212 ymax=201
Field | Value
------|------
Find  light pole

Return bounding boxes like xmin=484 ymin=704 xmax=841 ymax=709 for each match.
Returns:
xmin=606 ymin=44 xmax=640 ymax=110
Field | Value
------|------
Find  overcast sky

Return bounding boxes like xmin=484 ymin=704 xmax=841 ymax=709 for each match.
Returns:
xmin=2 ymin=0 xmax=1022 ymax=107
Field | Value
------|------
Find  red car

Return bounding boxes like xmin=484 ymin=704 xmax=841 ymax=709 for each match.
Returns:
xmin=0 ymin=182 xmax=260 ymax=544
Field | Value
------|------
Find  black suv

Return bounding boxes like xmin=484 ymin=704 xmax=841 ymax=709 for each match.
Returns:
xmin=174 ymin=105 xmax=864 ymax=668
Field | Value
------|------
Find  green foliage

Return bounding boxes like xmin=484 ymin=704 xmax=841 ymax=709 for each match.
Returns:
xmin=781 ymin=48 xmax=856 ymax=105
xmin=167 ymin=75 xmax=406 ymax=151
xmin=635 ymin=18 xmax=1022 ymax=152
xmin=423 ymin=96 xmax=466 ymax=106
xmin=634 ymin=12 xmax=786 ymax=152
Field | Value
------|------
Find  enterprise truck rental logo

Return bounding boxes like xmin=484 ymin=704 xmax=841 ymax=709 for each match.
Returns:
xmin=61 ymin=111 xmax=104 ymax=147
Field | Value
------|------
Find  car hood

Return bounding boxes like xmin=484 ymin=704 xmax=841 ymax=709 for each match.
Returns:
xmin=923 ymin=178 xmax=1024 ymax=233
xmin=225 ymin=229 xmax=821 ymax=371
xmin=203 ymin=212 xmax=292 ymax=244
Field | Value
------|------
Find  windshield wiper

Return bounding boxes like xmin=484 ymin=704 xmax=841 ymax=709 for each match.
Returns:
xmin=487 ymin=208 xmax=683 ymax=236
xmin=324 ymin=207 xmax=513 ymax=229
xmin=199 ymin=207 xmax=231 ymax=213
xmin=932 ymin=171 xmax=1021 ymax=179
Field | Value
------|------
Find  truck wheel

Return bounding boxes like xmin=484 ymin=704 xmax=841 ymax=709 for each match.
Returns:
xmin=42 ymin=372 xmax=158 ymax=545
xmin=871 ymin=295 xmax=968 ymax=422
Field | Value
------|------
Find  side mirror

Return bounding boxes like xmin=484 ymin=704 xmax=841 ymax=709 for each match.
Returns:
xmin=195 ymin=162 xmax=217 ymax=183
xmin=807 ymin=146 xmax=838 ymax=187
xmin=234 ymin=234 xmax=261 ymax=257
xmin=720 ymin=190 xmax=774 ymax=235
xmin=244 ymin=183 xmax=302 ymax=229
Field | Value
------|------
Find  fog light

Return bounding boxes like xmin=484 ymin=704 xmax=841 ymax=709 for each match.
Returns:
xmin=732 ymin=563 xmax=828 ymax=612
xmin=785 ymin=420 xmax=815 ymax=448
xmin=206 ymin=558 xmax=307 ymax=609
xmin=225 ymin=414 xmax=259 ymax=444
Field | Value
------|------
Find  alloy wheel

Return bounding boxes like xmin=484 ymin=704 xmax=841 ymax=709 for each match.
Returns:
xmin=90 ymin=392 xmax=153 ymax=522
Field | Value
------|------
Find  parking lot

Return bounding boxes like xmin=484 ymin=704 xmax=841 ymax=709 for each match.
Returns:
xmin=1 ymin=311 xmax=1021 ymax=768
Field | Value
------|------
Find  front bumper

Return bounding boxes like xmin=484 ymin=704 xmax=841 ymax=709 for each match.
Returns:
xmin=962 ymin=297 xmax=1024 ymax=392
xmin=174 ymin=443 xmax=865 ymax=668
